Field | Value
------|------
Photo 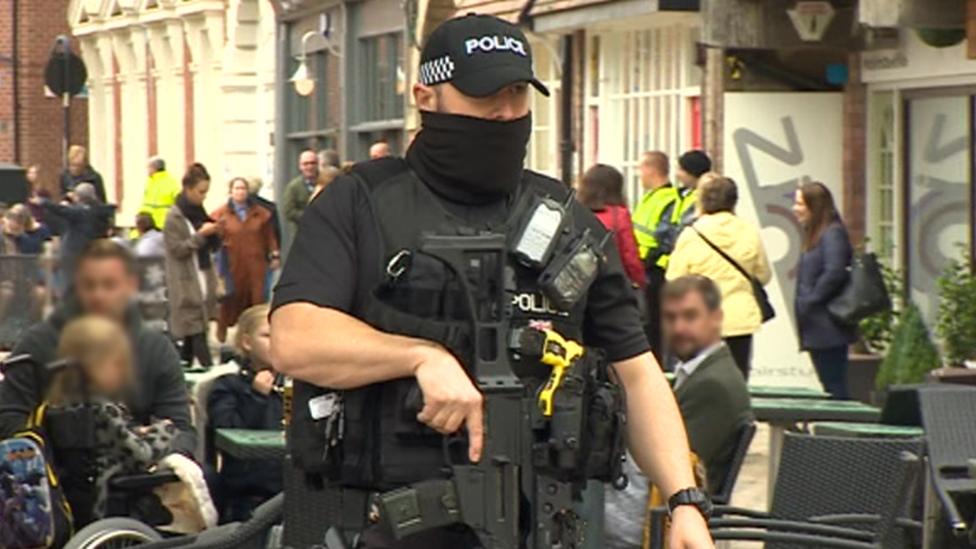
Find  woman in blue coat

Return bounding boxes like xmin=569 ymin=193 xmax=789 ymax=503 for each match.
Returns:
xmin=793 ymin=182 xmax=857 ymax=399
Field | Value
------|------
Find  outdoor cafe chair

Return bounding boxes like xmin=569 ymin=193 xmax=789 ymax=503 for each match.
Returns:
xmin=708 ymin=432 xmax=925 ymax=549
xmin=918 ymin=385 xmax=976 ymax=539
xmin=647 ymin=421 xmax=757 ymax=549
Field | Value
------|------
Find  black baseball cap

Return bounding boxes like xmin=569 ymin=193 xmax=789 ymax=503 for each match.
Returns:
xmin=419 ymin=14 xmax=549 ymax=97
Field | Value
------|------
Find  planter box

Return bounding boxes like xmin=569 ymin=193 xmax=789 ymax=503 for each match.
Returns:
xmin=848 ymin=353 xmax=882 ymax=405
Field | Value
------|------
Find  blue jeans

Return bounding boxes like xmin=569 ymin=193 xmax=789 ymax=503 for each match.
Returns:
xmin=810 ymin=346 xmax=849 ymax=400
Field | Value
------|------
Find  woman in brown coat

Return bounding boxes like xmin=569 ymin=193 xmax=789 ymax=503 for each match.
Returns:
xmin=211 ymin=177 xmax=280 ymax=342
xmin=164 ymin=163 xmax=220 ymax=367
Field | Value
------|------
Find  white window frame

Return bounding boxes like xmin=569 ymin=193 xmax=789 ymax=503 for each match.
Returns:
xmin=583 ymin=21 xmax=702 ymax=207
xmin=526 ymin=37 xmax=562 ymax=179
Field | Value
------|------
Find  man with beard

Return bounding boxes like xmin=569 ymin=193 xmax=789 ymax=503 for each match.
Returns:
xmin=271 ymin=14 xmax=713 ymax=549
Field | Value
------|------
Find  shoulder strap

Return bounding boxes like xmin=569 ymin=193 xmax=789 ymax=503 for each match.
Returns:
xmin=348 ymin=157 xmax=410 ymax=194
xmin=691 ymin=226 xmax=756 ymax=283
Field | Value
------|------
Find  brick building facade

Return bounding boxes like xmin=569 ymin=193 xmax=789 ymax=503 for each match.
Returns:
xmin=0 ymin=0 xmax=88 ymax=194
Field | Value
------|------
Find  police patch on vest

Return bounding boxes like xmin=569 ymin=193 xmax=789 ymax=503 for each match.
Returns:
xmin=512 ymin=292 xmax=569 ymax=317
xmin=464 ymin=35 xmax=527 ymax=57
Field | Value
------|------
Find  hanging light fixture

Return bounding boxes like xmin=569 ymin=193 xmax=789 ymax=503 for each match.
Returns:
xmin=291 ymin=31 xmax=318 ymax=97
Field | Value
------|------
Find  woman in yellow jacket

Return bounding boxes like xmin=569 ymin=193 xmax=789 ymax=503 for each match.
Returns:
xmin=666 ymin=176 xmax=771 ymax=379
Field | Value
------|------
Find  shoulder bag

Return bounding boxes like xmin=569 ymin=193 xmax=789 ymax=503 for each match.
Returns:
xmin=827 ymin=252 xmax=891 ymax=326
xmin=692 ymin=226 xmax=775 ymax=323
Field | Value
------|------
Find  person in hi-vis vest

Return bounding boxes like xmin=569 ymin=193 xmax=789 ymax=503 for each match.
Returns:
xmin=631 ymin=151 xmax=678 ymax=360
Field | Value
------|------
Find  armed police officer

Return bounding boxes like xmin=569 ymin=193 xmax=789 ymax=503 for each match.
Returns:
xmin=271 ymin=14 xmax=713 ymax=549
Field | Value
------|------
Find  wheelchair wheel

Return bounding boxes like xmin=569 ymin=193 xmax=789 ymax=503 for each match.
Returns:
xmin=64 ymin=517 xmax=162 ymax=549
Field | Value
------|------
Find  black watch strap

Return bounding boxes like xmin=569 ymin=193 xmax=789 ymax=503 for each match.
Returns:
xmin=667 ymin=487 xmax=712 ymax=519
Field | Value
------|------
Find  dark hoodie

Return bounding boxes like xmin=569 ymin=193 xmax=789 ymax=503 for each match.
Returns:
xmin=0 ymin=301 xmax=195 ymax=456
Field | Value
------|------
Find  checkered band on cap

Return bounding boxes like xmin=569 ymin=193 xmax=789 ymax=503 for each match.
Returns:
xmin=419 ymin=55 xmax=455 ymax=86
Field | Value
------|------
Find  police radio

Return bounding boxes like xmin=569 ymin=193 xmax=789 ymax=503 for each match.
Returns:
xmin=539 ymin=229 xmax=611 ymax=311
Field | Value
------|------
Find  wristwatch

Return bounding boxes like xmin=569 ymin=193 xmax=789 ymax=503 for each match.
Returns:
xmin=667 ymin=487 xmax=712 ymax=519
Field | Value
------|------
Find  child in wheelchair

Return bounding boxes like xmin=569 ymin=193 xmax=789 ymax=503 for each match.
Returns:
xmin=46 ymin=315 xmax=177 ymax=521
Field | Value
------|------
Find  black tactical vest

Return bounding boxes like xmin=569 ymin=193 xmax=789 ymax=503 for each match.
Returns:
xmin=289 ymin=158 xmax=592 ymax=490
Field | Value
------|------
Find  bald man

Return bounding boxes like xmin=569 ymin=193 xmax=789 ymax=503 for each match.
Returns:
xmin=368 ymin=141 xmax=391 ymax=160
xmin=282 ymin=150 xmax=319 ymax=236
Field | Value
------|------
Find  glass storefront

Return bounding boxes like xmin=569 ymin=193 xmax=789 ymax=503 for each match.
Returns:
xmin=904 ymin=93 xmax=974 ymax=323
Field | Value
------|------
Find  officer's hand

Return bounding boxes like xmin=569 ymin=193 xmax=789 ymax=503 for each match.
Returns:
xmin=668 ymin=507 xmax=714 ymax=549
xmin=413 ymin=345 xmax=484 ymax=462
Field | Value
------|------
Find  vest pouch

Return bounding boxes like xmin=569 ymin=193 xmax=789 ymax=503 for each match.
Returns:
xmin=288 ymin=381 xmax=333 ymax=476
xmin=583 ymin=376 xmax=628 ymax=487
xmin=383 ymin=252 xmax=464 ymax=320
xmin=376 ymin=378 xmax=448 ymax=489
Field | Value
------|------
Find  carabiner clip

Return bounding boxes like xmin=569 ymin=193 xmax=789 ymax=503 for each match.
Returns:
xmin=386 ymin=250 xmax=412 ymax=282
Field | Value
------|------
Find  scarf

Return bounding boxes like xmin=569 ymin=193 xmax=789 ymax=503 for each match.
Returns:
xmin=406 ymin=111 xmax=532 ymax=205
xmin=176 ymin=192 xmax=217 ymax=270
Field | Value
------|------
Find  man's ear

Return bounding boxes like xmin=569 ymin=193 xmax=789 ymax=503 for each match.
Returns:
xmin=413 ymin=83 xmax=438 ymax=112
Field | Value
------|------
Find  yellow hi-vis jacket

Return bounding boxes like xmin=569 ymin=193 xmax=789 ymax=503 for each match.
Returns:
xmin=140 ymin=170 xmax=181 ymax=230
xmin=632 ymin=184 xmax=679 ymax=261
xmin=653 ymin=187 xmax=699 ymax=269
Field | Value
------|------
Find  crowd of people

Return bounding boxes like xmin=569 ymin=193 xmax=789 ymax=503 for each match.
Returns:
xmin=582 ymin=149 xmax=855 ymax=397
xmin=0 ymin=141 xmax=389 ymax=532
xmin=583 ymin=149 xmax=856 ymax=547
xmin=0 ymin=86 xmax=858 ymax=547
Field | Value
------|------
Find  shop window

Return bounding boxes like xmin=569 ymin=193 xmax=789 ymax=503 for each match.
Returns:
xmin=904 ymin=94 xmax=974 ymax=323
xmin=359 ymin=33 xmax=404 ymax=123
xmin=868 ymin=91 xmax=898 ymax=266
xmin=526 ymin=39 xmax=561 ymax=179
xmin=583 ymin=23 xmax=702 ymax=207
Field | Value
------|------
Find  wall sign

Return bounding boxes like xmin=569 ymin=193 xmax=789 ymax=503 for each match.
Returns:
xmin=723 ymin=92 xmax=844 ymax=388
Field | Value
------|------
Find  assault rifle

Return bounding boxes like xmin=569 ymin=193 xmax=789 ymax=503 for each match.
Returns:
xmin=372 ymin=232 xmax=590 ymax=549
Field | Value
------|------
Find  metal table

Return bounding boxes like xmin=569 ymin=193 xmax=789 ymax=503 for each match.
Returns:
xmin=753 ymin=398 xmax=882 ymax=500
xmin=811 ymin=421 xmax=924 ymax=439
xmin=215 ymin=428 xmax=287 ymax=461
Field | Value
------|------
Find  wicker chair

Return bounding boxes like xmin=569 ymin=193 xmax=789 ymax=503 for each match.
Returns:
xmin=918 ymin=385 xmax=976 ymax=538
xmin=709 ymin=432 xmax=924 ymax=549
xmin=646 ymin=421 xmax=757 ymax=549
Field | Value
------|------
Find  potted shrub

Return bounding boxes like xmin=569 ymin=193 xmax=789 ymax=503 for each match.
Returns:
xmin=875 ymin=303 xmax=941 ymax=394
xmin=849 ymin=263 xmax=902 ymax=404
xmin=936 ymin=252 xmax=976 ymax=368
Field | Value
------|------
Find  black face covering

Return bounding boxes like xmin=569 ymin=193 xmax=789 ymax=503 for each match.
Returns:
xmin=407 ymin=111 xmax=532 ymax=205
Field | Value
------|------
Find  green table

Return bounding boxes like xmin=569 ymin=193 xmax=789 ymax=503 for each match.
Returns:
xmin=663 ymin=372 xmax=829 ymax=400
xmin=812 ymin=421 xmax=924 ymax=439
xmin=215 ymin=428 xmax=286 ymax=461
xmin=748 ymin=385 xmax=831 ymax=400
xmin=752 ymin=398 xmax=881 ymax=424
xmin=753 ymin=398 xmax=881 ymax=499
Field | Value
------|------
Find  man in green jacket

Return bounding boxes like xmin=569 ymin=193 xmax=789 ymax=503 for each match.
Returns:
xmin=282 ymin=150 xmax=319 ymax=237
xmin=664 ymin=275 xmax=753 ymax=494
xmin=631 ymin=151 xmax=678 ymax=358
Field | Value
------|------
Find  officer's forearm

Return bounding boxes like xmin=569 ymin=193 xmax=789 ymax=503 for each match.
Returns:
xmin=271 ymin=303 xmax=437 ymax=389
xmin=613 ymin=352 xmax=697 ymax=498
